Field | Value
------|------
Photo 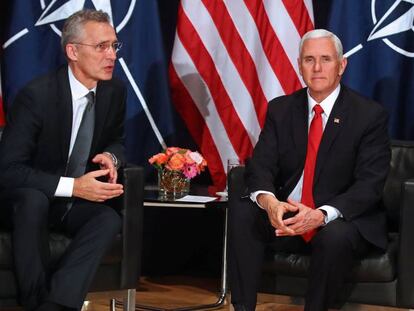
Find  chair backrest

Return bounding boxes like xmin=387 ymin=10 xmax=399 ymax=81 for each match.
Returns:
xmin=383 ymin=140 xmax=414 ymax=232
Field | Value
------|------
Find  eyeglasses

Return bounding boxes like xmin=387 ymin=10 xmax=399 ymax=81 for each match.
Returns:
xmin=72 ymin=41 xmax=123 ymax=53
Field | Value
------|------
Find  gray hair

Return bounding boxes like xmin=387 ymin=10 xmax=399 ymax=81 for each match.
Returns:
xmin=299 ymin=29 xmax=343 ymax=59
xmin=61 ymin=9 xmax=111 ymax=54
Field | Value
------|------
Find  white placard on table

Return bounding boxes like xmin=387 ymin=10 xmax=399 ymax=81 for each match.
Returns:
xmin=175 ymin=195 xmax=217 ymax=203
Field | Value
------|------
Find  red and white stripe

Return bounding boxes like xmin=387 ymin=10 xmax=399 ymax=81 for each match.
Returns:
xmin=170 ymin=0 xmax=314 ymax=192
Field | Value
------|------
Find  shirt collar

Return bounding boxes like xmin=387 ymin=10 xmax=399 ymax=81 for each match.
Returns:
xmin=68 ymin=66 xmax=96 ymax=101
xmin=307 ymin=84 xmax=341 ymax=118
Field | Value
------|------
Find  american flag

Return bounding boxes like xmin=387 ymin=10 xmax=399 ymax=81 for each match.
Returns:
xmin=170 ymin=0 xmax=314 ymax=192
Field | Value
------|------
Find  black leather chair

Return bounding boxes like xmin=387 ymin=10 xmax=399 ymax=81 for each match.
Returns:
xmin=0 ymin=166 xmax=144 ymax=311
xmin=228 ymin=140 xmax=414 ymax=308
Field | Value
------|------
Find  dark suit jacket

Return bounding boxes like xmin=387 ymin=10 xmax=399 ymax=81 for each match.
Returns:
xmin=0 ymin=65 xmax=126 ymax=199
xmin=246 ymin=84 xmax=391 ymax=249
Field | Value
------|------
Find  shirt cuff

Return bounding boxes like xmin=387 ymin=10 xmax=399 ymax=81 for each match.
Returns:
xmin=250 ymin=190 xmax=276 ymax=209
xmin=54 ymin=177 xmax=74 ymax=197
xmin=318 ymin=205 xmax=342 ymax=225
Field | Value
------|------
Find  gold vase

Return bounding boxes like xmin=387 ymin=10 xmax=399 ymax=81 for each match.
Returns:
xmin=158 ymin=169 xmax=190 ymax=200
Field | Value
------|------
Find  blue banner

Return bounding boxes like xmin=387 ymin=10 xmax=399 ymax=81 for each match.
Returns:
xmin=326 ymin=0 xmax=414 ymax=139
xmin=1 ymin=0 xmax=174 ymax=166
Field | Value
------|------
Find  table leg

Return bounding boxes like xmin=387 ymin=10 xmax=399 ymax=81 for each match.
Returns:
xmin=122 ymin=206 xmax=229 ymax=311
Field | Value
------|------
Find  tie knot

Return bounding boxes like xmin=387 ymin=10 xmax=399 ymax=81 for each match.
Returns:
xmin=313 ymin=104 xmax=323 ymax=116
xmin=86 ymin=91 xmax=95 ymax=105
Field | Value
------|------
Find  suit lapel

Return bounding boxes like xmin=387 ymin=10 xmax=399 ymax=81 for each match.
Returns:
xmin=292 ymin=90 xmax=309 ymax=166
xmin=90 ymin=81 xmax=111 ymax=154
xmin=57 ymin=66 xmax=73 ymax=164
xmin=314 ymin=86 xmax=349 ymax=184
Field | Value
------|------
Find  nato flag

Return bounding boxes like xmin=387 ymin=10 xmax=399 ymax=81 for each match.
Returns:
xmin=326 ymin=0 xmax=414 ymax=139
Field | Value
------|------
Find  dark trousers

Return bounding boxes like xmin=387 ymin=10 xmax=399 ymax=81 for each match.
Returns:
xmin=0 ymin=188 xmax=122 ymax=311
xmin=228 ymin=198 xmax=372 ymax=311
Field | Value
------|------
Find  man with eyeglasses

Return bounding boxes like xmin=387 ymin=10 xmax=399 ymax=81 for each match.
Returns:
xmin=0 ymin=9 xmax=126 ymax=311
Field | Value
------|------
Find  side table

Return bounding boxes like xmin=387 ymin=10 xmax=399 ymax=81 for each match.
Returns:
xmin=118 ymin=187 xmax=229 ymax=311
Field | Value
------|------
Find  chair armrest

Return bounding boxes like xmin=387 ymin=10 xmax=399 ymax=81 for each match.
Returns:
xmin=119 ymin=165 xmax=144 ymax=289
xmin=397 ymin=179 xmax=414 ymax=307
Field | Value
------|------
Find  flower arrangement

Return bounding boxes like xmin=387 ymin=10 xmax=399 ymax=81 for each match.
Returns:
xmin=149 ymin=147 xmax=207 ymax=179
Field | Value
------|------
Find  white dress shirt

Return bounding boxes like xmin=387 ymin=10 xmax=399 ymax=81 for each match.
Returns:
xmin=251 ymin=85 xmax=343 ymax=224
xmin=54 ymin=67 xmax=96 ymax=197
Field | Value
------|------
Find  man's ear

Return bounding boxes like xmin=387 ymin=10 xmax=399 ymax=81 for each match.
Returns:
xmin=66 ymin=44 xmax=78 ymax=62
xmin=297 ymin=58 xmax=303 ymax=76
xmin=339 ymin=57 xmax=347 ymax=76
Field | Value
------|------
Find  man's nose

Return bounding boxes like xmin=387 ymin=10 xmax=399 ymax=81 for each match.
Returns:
xmin=313 ymin=60 xmax=322 ymax=72
xmin=107 ymin=47 xmax=117 ymax=60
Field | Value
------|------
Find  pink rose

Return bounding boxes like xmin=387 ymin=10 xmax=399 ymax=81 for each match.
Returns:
xmin=166 ymin=147 xmax=181 ymax=156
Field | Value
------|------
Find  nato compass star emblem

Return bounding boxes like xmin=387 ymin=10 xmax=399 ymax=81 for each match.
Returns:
xmin=36 ymin=0 xmax=115 ymax=33
xmin=3 ymin=0 xmax=135 ymax=48
xmin=345 ymin=0 xmax=414 ymax=58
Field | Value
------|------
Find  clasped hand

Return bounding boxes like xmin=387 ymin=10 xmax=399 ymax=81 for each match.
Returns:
xmin=258 ymin=194 xmax=325 ymax=236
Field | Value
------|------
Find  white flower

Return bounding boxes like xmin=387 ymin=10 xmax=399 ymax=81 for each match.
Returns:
xmin=189 ymin=151 xmax=203 ymax=164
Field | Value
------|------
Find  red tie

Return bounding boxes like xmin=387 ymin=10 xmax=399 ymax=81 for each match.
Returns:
xmin=301 ymin=104 xmax=324 ymax=242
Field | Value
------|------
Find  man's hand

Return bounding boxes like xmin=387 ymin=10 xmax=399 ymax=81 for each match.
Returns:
xmin=257 ymin=193 xmax=298 ymax=236
xmin=73 ymin=169 xmax=124 ymax=202
xmin=276 ymin=198 xmax=325 ymax=236
xmin=92 ymin=153 xmax=117 ymax=183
